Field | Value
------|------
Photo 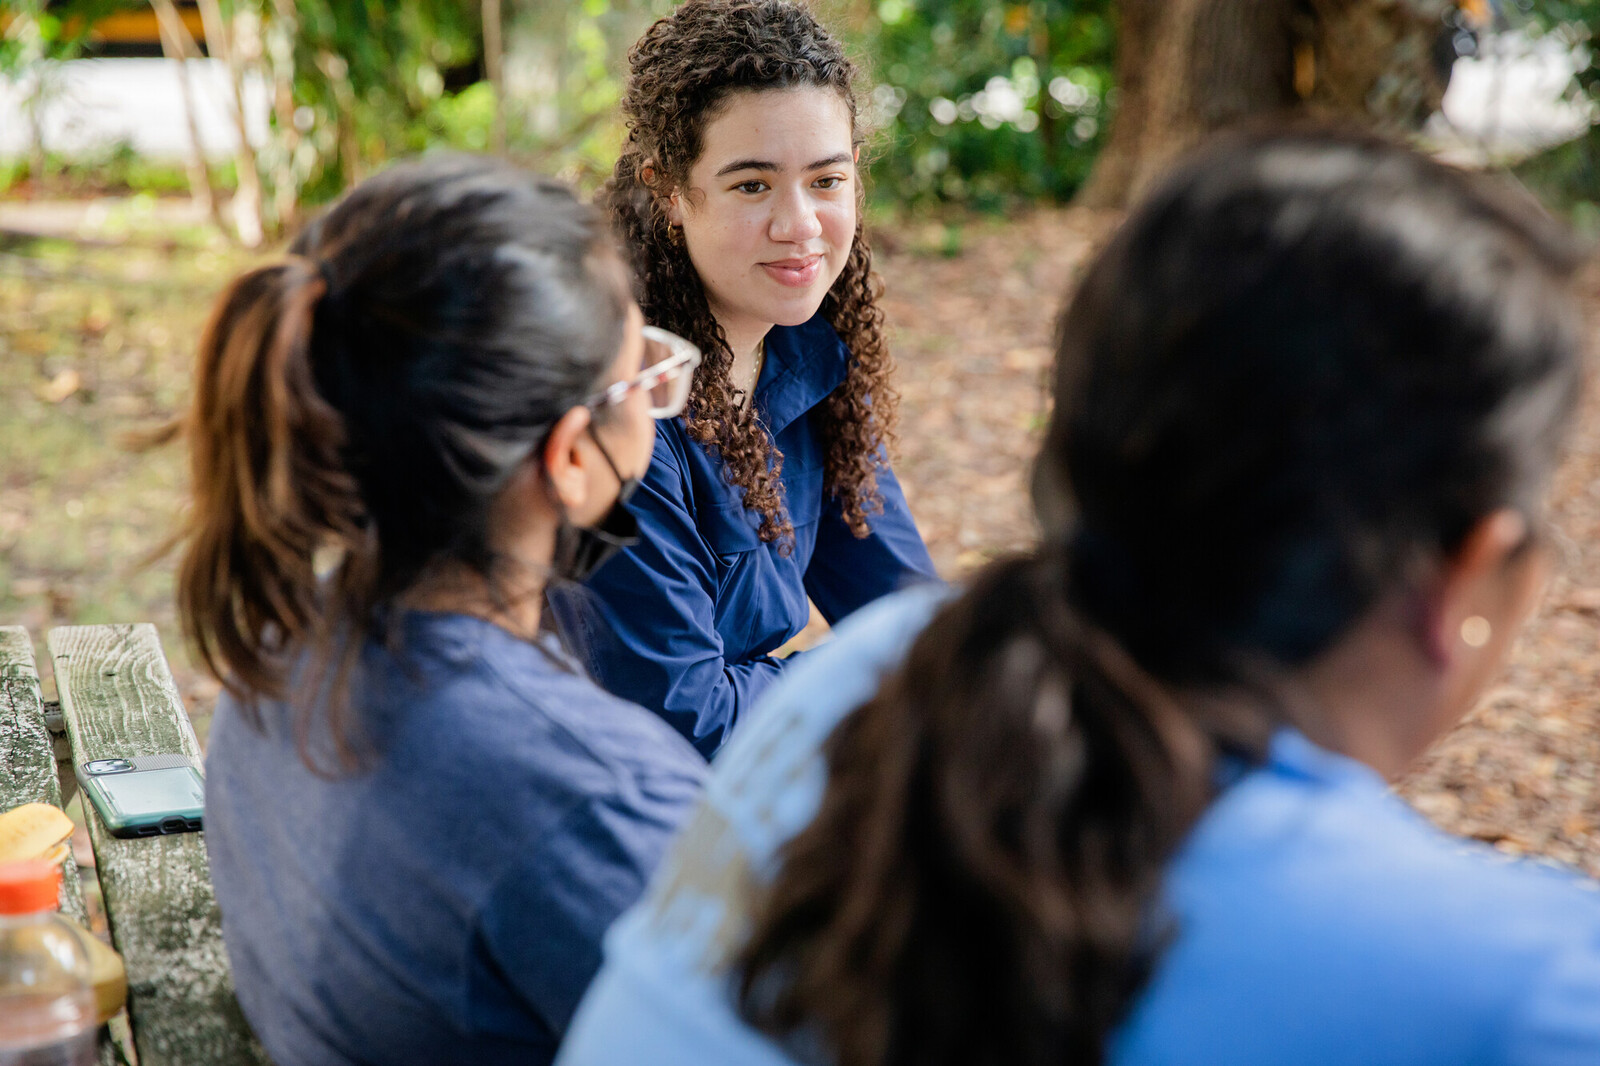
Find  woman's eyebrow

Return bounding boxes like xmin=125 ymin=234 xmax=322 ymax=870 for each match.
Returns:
xmin=804 ymin=152 xmax=853 ymax=170
xmin=715 ymin=158 xmax=779 ymax=177
xmin=713 ymin=153 xmax=853 ymax=178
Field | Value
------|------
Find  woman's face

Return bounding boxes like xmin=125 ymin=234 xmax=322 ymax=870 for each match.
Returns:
xmin=667 ymin=86 xmax=857 ymax=350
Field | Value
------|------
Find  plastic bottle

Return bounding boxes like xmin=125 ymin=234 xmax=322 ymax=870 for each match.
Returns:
xmin=0 ymin=861 xmax=95 ymax=1066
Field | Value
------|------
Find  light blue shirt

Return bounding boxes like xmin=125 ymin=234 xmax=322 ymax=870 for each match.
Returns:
xmin=558 ymin=585 xmax=1600 ymax=1066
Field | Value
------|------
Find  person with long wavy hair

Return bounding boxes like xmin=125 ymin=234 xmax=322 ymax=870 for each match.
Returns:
xmin=557 ymin=0 xmax=939 ymax=759
xmin=554 ymin=128 xmax=1600 ymax=1066
xmin=177 ymin=156 xmax=710 ymax=1066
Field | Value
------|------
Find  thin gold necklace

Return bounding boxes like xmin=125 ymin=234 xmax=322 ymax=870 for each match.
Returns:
xmin=739 ymin=339 xmax=764 ymax=412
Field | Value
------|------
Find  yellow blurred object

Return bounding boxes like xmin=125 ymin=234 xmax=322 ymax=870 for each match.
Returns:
xmin=0 ymin=7 xmax=206 ymax=47
xmin=85 ymin=8 xmax=206 ymax=46
xmin=36 ymin=842 xmax=71 ymax=866
xmin=69 ymin=922 xmax=128 ymax=1025
xmin=1459 ymin=0 xmax=1491 ymax=29
xmin=0 ymin=804 xmax=75 ymax=865
xmin=1294 ymin=42 xmax=1317 ymax=100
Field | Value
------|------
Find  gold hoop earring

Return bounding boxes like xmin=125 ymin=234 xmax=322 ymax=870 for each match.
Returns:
xmin=1460 ymin=616 xmax=1492 ymax=648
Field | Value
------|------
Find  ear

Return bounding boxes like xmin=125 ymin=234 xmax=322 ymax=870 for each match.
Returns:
xmin=664 ymin=188 xmax=684 ymax=228
xmin=541 ymin=405 xmax=595 ymax=513
xmin=1417 ymin=509 xmax=1533 ymax=665
xmin=853 ymin=144 xmax=861 ymax=165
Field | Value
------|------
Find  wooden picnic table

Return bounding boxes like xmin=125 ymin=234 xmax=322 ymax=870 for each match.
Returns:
xmin=1 ymin=623 xmax=268 ymax=1065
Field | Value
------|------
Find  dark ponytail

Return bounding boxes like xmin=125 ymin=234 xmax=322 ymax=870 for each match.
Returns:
xmin=175 ymin=155 xmax=629 ymax=771
xmin=737 ymin=128 xmax=1585 ymax=1066
xmin=178 ymin=259 xmax=369 ymax=749
xmin=739 ymin=549 xmax=1240 ymax=1065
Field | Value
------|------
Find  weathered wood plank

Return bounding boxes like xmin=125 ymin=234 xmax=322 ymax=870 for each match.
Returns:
xmin=49 ymin=624 xmax=269 ymax=1066
xmin=0 ymin=627 xmax=91 ymax=926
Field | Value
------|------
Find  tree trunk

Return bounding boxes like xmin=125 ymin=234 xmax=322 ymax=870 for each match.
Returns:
xmin=196 ymin=0 xmax=266 ymax=247
xmin=267 ymin=0 xmax=301 ymax=233
xmin=1077 ymin=0 xmax=1163 ymax=209
xmin=316 ymin=51 xmax=362 ymax=189
xmin=1078 ymin=0 xmax=1453 ymax=209
xmin=150 ymin=0 xmax=227 ymax=235
xmin=25 ymin=86 xmax=48 ymax=181
xmin=483 ymin=0 xmax=506 ymax=155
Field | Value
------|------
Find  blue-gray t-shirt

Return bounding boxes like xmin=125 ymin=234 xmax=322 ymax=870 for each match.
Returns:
xmin=204 ymin=611 xmax=707 ymax=1066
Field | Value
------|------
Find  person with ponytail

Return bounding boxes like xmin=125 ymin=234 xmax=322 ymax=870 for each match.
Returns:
xmin=177 ymin=155 xmax=709 ymax=1066
xmin=555 ymin=129 xmax=1600 ymax=1066
xmin=554 ymin=0 xmax=939 ymax=759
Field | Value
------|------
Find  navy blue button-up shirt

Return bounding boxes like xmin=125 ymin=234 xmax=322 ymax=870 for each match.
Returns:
xmin=566 ymin=314 xmax=939 ymax=759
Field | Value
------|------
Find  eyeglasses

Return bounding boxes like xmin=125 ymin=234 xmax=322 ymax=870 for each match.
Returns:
xmin=584 ymin=326 xmax=703 ymax=419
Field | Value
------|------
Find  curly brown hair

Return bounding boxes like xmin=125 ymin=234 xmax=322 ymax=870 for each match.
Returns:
xmin=601 ymin=0 xmax=896 ymax=547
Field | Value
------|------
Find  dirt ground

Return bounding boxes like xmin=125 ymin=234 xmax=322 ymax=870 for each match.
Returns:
xmin=4 ymin=198 xmax=1600 ymax=875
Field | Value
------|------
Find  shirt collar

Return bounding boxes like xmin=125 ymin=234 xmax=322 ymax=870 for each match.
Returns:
xmin=754 ymin=313 xmax=851 ymax=435
xmin=1210 ymin=727 xmax=1388 ymax=810
xmin=1265 ymin=726 xmax=1386 ymax=790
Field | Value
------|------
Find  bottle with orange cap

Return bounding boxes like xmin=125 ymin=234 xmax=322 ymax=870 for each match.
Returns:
xmin=0 ymin=860 xmax=95 ymax=1066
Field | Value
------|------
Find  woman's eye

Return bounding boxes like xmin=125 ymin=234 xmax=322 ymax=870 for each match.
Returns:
xmin=734 ymin=181 xmax=768 ymax=194
xmin=815 ymin=176 xmax=845 ymax=190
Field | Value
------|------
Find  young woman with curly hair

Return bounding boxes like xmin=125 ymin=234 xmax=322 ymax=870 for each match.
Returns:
xmin=557 ymin=129 xmax=1600 ymax=1066
xmin=560 ymin=0 xmax=940 ymax=759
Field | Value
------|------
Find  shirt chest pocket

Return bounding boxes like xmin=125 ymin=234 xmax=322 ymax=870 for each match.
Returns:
xmin=698 ymin=465 xmax=824 ymax=561
xmin=699 ymin=468 xmax=823 ymax=645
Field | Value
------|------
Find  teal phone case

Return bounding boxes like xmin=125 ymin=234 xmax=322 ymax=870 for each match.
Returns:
xmin=75 ymin=755 xmax=205 ymax=839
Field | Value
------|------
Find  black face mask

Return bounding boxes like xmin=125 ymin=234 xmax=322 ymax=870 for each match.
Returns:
xmin=552 ymin=427 xmax=641 ymax=583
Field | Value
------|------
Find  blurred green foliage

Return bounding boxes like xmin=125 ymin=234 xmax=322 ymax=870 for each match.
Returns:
xmin=274 ymin=0 xmax=670 ymax=204
xmin=279 ymin=0 xmax=484 ymax=203
xmin=1503 ymin=0 xmax=1600 ymax=225
xmin=853 ymin=0 xmax=1115 ymax=208
xmin=243 ymin=0 xmax=670 ymax=209
xmin=0 ymin=0 xmax=127 ymax=74
xmin=2 ymin=0 xmax=660 ymax=218
xmin=13 ymin=0 xmax=1600 ymax=215
xmin=0 ymin=141 xmax=235 ymax=197
xmin=500 ymin=1 xmax=673 ymax=186
xmin=5 ymin=0 xmax=1113 ymax=212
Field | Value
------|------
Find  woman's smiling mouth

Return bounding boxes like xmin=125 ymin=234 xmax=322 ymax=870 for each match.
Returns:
xmin=761 ymin=255 xmax=824 ymax=287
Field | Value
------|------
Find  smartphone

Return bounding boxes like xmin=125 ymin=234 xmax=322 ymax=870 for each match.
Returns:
xmin=75 ymin=755 xmax=205 ymax=839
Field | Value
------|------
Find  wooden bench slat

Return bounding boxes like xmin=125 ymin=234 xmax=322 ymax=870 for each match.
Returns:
xmin=50 ymin=624 xmax=269 ymax=1066
xmin=0 ymin=626 xmax=91 ymax=926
